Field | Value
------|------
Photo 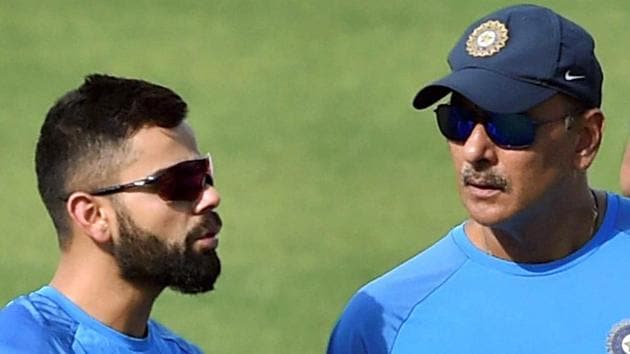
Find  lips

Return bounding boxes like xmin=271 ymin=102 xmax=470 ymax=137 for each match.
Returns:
xmin=465 ymin=179 xmax=505 ymax=191
xmin=196 ymin=232 xmax=218 ymax=242
xmin=201 ymin=227 xmax=221 ymax=241
xmin=189 ymin=212 xmax=222 ymax=244
xmin=463 ymin=181 xmax=505 ymax=200
xmin=194 ymin=234 xmax=219 ymax=250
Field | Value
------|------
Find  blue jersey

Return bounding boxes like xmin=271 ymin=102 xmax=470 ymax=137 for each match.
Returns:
xmin=328 ymin=193 xmax=630 ymax=354
xmin=0 ymin=286 xmax=203 ymax=353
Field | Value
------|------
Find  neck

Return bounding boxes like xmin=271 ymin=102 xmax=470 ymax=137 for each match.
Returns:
xmin=466 ymin=189 xmax=604 ymax=263
xmin=50 ymin=251 xmax=163 ymax=338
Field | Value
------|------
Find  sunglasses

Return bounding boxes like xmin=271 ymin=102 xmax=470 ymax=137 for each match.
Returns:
xmin=434 ymin=104 xmax=570 ymax=149
xmin=87 ymin=155 xmax=214 ymax=202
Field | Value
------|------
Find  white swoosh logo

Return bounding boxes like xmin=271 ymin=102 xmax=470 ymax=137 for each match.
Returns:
xmin=565 ymin=71 xmax=586 ymax=81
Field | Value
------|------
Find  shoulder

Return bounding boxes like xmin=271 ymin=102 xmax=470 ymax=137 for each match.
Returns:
xmin=327 ymin=229 xmax=468 ymax=354
xmin=611 ymin=193 xmax=630 ymax=233
xmin=149 ymin=320 xmax=203 ymax=353
xmin=0 ymin=293 xmax=65 ymax=353
xmin=364 ymin=229 xmax=469 ymax=300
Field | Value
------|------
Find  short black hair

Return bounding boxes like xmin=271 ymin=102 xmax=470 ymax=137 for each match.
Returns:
xmin=35 ymin=74 xmax=188 ymax=247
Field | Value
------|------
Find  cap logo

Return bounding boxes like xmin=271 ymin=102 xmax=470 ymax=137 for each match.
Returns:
xmin=466 ymin=20 xmax=509 ymax=57
xmin=608 ymin=320 xmax=630 ymax=354
xmin=564 ymin=70 xmax=586 ymax=81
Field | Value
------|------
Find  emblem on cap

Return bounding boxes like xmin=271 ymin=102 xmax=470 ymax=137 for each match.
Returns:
xmin=466 ymin=20 xmax=509 ymax=57
xmin=608 ymin=320 xmax=630 ymax=354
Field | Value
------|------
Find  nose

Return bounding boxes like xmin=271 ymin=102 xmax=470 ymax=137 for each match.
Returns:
xmin=462 ymin=123 xmax=498 ymax=167
xmin=195 ymin=185 xmax=221 ymax=214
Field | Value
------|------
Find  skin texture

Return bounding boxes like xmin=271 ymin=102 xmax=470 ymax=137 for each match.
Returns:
xmin=50 ymin=122 xmax=221 ymax=337
xmin=447 ymin=94 xmax=605 ymax=263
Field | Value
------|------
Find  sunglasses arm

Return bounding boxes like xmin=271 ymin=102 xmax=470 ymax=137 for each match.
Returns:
xmin=89 ymin=176 xmax=158 ymax=196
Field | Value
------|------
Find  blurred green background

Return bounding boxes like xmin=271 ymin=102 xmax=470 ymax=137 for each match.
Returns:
xmin=0 ymin=1 xmax=628 ymax=353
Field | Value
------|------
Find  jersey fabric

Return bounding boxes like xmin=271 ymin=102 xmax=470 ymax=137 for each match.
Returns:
xmin=327 ymin=192 xmax=630 ymax=354
xmin=0 ymin=286 xmax=203 ymax=353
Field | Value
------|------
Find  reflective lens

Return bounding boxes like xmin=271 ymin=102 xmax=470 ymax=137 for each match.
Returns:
xmin=154 ymin=158 xmax=212 ymax=201
xmin=87 ymin=156 xmax=214 ymax=202
xmin=435 ymin=104 xmax=539 ymax=149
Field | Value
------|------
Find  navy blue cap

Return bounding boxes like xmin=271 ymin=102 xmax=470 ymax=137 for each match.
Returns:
xmin=412 ymin=4 xmax=603 ymax=113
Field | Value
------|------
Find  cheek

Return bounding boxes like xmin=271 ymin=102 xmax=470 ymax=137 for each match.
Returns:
xmin=504 ymin=151 xmax=571 ymax=204
xmin=124 ymin=197 xmax=189 ymax=240
xmin=448 ymin=145 xmax=464 ymax=175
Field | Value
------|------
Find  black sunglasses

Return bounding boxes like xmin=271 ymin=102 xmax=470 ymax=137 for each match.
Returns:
xmin=434 ymin=104 xmax=570 ymax=149
xmin=86 ymin=155 xmax=214 ymax=202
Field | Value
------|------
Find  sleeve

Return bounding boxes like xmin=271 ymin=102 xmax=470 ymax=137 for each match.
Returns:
xmin=326 ymin=291 xmax=390 ymax=354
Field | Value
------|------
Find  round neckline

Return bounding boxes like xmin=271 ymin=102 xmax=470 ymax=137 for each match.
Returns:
xmin=451 ymin=192 xmax=618 ymax=276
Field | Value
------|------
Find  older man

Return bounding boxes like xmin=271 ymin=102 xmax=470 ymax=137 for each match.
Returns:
xmin=328 ymin=4 xmax=630 ymax=354
xmin=0 ymin=74 xmax=222 ymax=353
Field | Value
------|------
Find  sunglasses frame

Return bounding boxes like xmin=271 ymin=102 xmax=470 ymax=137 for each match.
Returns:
xmin=83 ymin=154 xmax=213 ymax=202
xmin=434 ymin=104 xmax=572 ymax=149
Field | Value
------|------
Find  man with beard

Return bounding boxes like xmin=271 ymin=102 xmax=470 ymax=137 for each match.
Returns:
xmin=0 ymin=74 xmax=222 ymax=353
xmin=328 ymin=4 xmax=630 ymax=354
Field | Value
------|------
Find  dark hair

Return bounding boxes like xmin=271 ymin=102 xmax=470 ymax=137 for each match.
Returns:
xmin=35 ymin=74 xmax=188 ymax=247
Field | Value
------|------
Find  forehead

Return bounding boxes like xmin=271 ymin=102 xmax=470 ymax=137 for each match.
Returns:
xmin=124 ymin=122 xmax=201 ymax=175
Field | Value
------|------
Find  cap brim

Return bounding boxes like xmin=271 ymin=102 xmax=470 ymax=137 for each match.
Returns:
xmin=412 ymin=68 xmax=557 ymax=113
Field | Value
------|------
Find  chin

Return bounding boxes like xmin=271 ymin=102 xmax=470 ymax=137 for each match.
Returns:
xmin=465 ymin=203 xmax=514 ymax=227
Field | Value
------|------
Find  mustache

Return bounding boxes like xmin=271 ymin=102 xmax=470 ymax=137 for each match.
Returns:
xmin=461 ymin=166 xmax=508 ymax=191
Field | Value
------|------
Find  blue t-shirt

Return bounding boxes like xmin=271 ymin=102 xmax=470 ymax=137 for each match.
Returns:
xmin=0 ymin=286 xmax=203 ymax=353
xmin=328 ymin=193 xmax=630 ymax=354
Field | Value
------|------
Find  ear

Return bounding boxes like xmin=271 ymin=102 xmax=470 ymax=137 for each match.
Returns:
xmin=573 ymin=108 xmax=604 ymax=170
xmin=66 ymin=192 xmax=113 ymax=244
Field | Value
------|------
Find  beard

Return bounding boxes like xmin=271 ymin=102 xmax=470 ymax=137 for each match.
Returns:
xmin=112 ymin=209 xmax=221 ymax=294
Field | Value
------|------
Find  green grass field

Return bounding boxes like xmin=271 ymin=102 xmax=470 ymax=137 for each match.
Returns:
xmin=1 ymin=1 xmax=628 ymax=353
